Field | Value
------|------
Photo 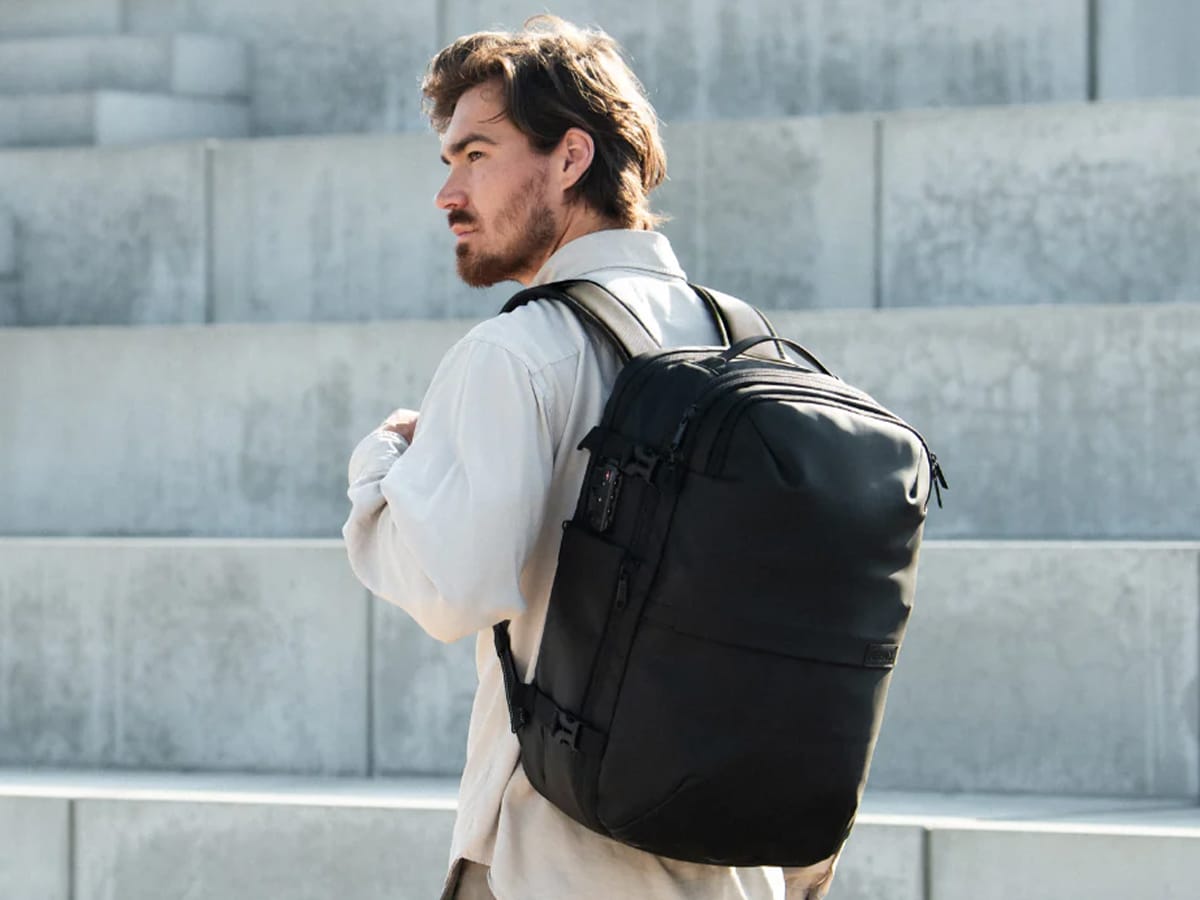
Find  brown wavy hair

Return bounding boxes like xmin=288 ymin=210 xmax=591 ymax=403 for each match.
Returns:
xmin=422 ymin=16 xmax=667 ymax=230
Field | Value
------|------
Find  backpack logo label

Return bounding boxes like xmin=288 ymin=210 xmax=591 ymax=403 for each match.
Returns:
xmin=864 ymin=643 xmax=899 ymax=668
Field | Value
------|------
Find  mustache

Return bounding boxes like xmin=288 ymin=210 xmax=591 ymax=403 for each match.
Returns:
xmin=447 ymin=210 xmax=476 ymax=228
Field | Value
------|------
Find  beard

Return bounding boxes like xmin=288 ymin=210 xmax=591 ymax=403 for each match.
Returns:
xmin=454 ymin=175 xmax=558 ymax=288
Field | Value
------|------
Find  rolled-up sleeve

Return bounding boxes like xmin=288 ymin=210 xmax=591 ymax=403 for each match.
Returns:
xmin=342 ymin=336 xmax=555 ymax=644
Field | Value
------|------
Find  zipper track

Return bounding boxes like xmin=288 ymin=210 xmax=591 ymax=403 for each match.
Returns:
xmin=597 ymin=348 xmax=707 ymax=434
xmin=677 ymin=370 xmax=887 ymax=458
xmin=706 ymin=390 xmax=926 ymax=474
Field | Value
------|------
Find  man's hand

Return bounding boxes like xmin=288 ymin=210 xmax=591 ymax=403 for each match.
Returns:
xmin=379 ymin=408 xmax=419 ymax=443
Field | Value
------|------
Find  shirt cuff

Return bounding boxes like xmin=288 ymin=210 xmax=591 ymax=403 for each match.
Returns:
xmin=347 ymin=428 xmax=409 ymax=486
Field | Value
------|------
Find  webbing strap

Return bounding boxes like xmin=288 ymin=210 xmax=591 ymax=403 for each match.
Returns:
xmin=492 ymin=621 xmax=606 ymax=752
xmin=503 ymin=280 xmax=659 ymax=362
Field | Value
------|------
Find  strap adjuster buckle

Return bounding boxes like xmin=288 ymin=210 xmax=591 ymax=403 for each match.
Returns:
xmin=622 ymin=444 xmax=659 ymax=481
xmin=550 ymin=710 xmax=582 ymax=751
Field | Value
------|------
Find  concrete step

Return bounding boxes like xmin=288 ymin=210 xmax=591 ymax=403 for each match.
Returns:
xmin=0 ymin=34 xmax=248 ymax=99
xmin=2 ymin=98 xmax=1199 ymax=325
xmin=0 ymin=90 xmax=248 ymax=147
xmin=0 ymin=770 xmax=1196 ymax=900
xmin=0 ymin=538 xmax=1195 ymax=802
xmin=1 ymin=302 xmax=1197 ymax=539
xmin=0 ymin=0 xmax=122 ymax=38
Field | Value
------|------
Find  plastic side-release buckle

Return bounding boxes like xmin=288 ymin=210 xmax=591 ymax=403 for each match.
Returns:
xmin=621 ymin=444 xmax=659 ymax=481
xmin=550 ymin=710 xmax=582 ymax=751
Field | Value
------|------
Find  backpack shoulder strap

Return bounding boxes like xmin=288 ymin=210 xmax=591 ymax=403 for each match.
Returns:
xmin=502 ymin=279 xmax=659 ymax=363
xmin=689 ymin=283 xmax=787 ymax=361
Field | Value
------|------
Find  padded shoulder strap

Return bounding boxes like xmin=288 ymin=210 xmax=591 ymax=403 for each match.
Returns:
xmin=689 ymin=283 xmax=786 ymax=361
xmin=502 ymin=279 xmax=659 ymax=363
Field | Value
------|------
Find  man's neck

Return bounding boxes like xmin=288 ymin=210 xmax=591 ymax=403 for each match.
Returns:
xmin=516 ymin=207 xmax=625 ymax=286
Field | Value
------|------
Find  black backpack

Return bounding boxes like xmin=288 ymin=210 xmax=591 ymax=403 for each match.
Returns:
xmin=492 ymin=279 xmax=945 ymax=867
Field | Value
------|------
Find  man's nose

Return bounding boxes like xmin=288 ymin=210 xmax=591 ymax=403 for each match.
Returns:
xmin=435 ymin=173 xmax=465 ymax=210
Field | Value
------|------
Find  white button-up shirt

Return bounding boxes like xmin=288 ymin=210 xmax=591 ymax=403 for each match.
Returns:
xmin=343 ymin=229 xmax=837 ymax=900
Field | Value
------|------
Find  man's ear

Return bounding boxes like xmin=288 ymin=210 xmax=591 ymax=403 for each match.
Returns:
xmin=557 ymin=127 xmax=596 ymax=192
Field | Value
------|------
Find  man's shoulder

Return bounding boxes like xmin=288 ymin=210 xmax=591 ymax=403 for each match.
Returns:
xmin=459 ymin=298 xmax=588 ymax=376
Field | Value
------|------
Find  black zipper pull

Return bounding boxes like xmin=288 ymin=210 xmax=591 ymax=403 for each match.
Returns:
xmin=669 ymin=404 xmax=699 ymax=456
xmin=614 ymin=565 xmax=631 ymax=611
xmin=929 ymin=453 xmax=948 ymax=509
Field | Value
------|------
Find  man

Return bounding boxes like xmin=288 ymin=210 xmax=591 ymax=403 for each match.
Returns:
xmin=343 ymin=16 xmax=839 ymax=900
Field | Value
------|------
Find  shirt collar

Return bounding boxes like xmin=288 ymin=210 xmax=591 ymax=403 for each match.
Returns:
xmin=529 ymin=229 xmax=687 ymax=287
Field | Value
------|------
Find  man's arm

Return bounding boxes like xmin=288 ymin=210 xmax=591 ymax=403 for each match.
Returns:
xmin=342 ymin=336 xmax=555 ymax=643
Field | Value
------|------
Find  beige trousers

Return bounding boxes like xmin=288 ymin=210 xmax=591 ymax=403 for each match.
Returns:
xmin=445 ymin=860 xmax=497 ymax=900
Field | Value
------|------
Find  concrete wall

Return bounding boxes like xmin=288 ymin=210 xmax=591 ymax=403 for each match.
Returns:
xmin=0 ymin=541 xmax=370 ymax=774
xmin=2 ymin=303 xmax=1198 ymax=539
xmin=5 ymin=98 xmax=1199 ymax=325
xmin=124 ymin=0 xmax=439 ymax=137
xmin=0 ymin=797 xmax=69 ymax=900
xmin=1098 ymin=0 xmax=1200 ymax=101
xmin=3 ymin=539 xmax=1195 ymax=796
xmin=883 ymin=99 xmax=1200 ymax=307
xmin=75 ymin=797 xmax=455 ymax=900
xmin=446 ymin=0 xmax=1088 ymax=121
xmin=0 ymin=143 xmax=207 ymax=325
xmin=871 ymin=544 xmax=1200 ymax=797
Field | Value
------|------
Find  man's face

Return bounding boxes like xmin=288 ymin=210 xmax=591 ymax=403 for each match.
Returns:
xmin=436 ymin=82 xmax=561 ymax=287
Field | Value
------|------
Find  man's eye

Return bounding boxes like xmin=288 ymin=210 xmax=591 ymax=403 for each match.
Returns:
xmin=467 ymin=150 xmax=485 ymax=162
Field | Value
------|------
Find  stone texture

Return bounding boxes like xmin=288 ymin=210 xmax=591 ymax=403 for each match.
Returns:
xmin=445 ymin=0 xmax=1087 ymax=122
xmin=0 ymin=91 xmax=248 ymax=149
xmin=657 ymin=116 xmax=875 ymax=309
xmin=209 ymin=118 xmax=871 ymax=322
xmin=1098 ymin=0 xmax=1200 ymax=101
xmin=769 ymin=303 xmax=1200 ymax=539
xmin=125 ymin=0 xmax=439 ymax=136
xmin=0 ymin=35 xmax=249 ymax=98
xmin=0 ymin=320 xmax=469 ymax=536
xmin=870 ymin=543 xmax=1200 ymax=797
xmin=829 ymin=823 xmax=924 ymax=900
xmin=373 ymin=600 xmax=477 ymax=776
xmin=0 ymin=0 xmax=121 ymax=37
xmin=210 ymin=133 xmax=510 ymax=323
xmin=0 ymin=209 xmax=14 ymax=275
xmin=929 ymin=825 xmax=1200 ymax=900
xmin=74 ymin=798 xmax=455 ymax=900
xmin=0 ymin=143 xmax=206 ymax=324
xmin=0 ymin=540 xmax=369 ymax=774
xmin=882 ymin=99 xmax=1200 ymax=307
xmin=0 ymin=797 xmax=69 ymax=900
xmin=4 ymin=302 xmax=1200 ymax=538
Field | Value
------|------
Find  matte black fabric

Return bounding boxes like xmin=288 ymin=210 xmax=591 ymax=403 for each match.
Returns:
xmin=494 ymin=280 xmax=944 ymax=867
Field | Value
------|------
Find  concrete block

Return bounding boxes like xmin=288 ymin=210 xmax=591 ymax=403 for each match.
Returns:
xmin=445 ymin=0 xmax=1087 ymax=122
xmin=657 ymin=116 xmax=875 ymax=309
xmin=769 ymin=303 xmax=1200 ymax=538
xmin=210 ymin=133 xmax=511 ymax=323
xmin=373 ymin=600 xmax=476 ymax=776
xmin=929 ymin=824 xmax=1200 ymax=900
xmin=75 ymin=798 xmax=455 ymax=900
xmin=2 ymin=303 xmax=1198 ymax=538
xmin=0 ymin=797 xmax=69 ymax=900
xmin=0 ymin=143 xmax=206 ymax=325
xmin=0 ymin=0 xmax=121 ymax=37
xmin=0 ymin=320 xmax=468 ymax=536
xmin=93 ymin=92 xmax=249 ymax=146
xmin=830 ymin=823 xmax=925 ymax=900
xmin=126 ymin=0 xmax=439 ymax=136
xmin=0 ymin=540 xmax=369 ymax=774
xmin=869 ymin=543 xmax=1200 ymax=797
xmin=0 ymin=210 xmax=13 ymax=276
xmin=1098 ymin=1 xmax=1200 ymax=101
xmin=882 ymin=99 xmax=1200 ymax=307
xmin=0 ymin=279 xmax=16 ymax=326
xmin=0 ymin=91 xmax=248 ymax=147
xmin=0 ymin=36 xmax=249 ymax=99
